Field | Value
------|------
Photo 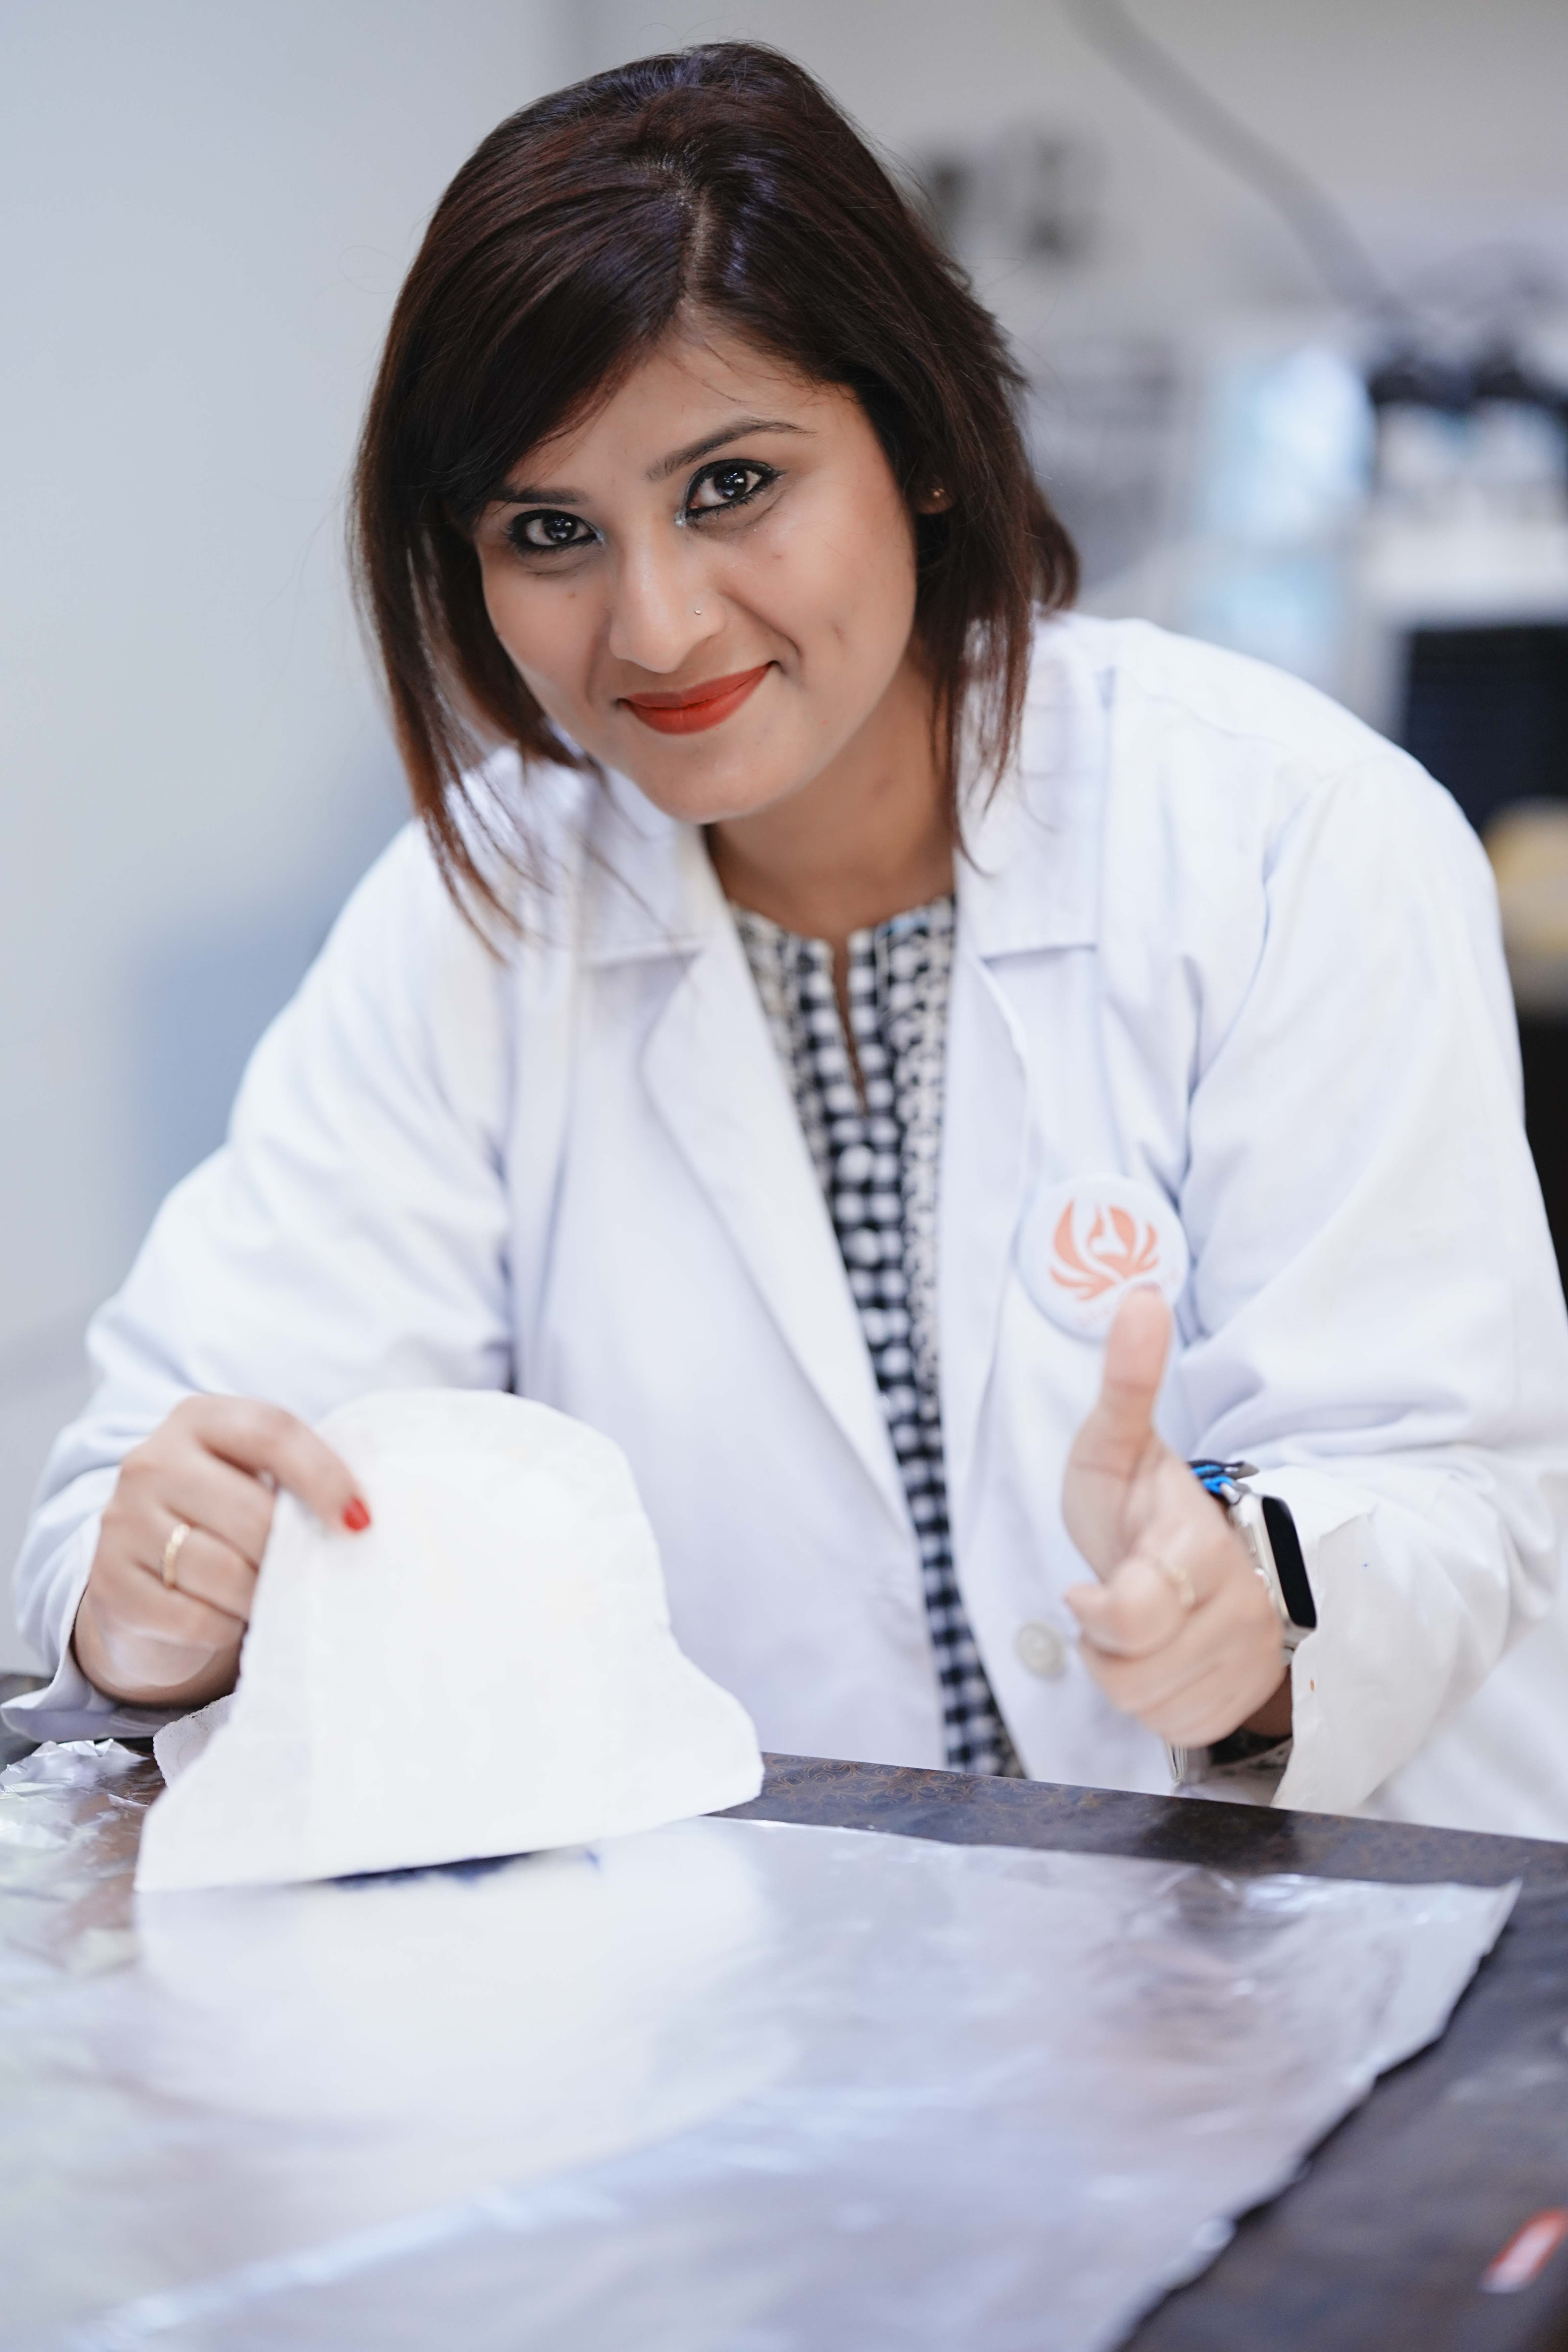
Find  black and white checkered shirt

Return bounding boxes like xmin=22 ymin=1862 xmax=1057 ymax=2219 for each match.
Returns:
xmin=734 ymin=896 xmax=1023 ymax=1778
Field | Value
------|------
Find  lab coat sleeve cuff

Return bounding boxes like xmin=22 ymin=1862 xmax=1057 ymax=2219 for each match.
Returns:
xmin=1252 ymin=1468 xmax=1398 ymax=1818
xmin=2 ymin=1514 xmax=177 ymax=1747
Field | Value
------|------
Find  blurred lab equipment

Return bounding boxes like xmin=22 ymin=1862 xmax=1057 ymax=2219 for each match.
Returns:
xmin=1162 ymin=338 xmax=1568 ymax=1258
xmin=1490 ymin=801 xmax=1568 ymax=1010
xmin=953 ymin=3 xmax=1568 ymax=1271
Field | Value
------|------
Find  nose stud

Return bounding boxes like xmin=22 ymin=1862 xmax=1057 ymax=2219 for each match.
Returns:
xmin=692 ymin=605 xmax=703 ymax=616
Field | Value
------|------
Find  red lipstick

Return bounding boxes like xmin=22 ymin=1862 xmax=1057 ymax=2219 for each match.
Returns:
xmin=621 ymin=664 xmax=771 ymax=735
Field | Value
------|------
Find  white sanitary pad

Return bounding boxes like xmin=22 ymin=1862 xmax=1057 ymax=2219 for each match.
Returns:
xmin=134 ymin=1390 xmax=764 ymax=1891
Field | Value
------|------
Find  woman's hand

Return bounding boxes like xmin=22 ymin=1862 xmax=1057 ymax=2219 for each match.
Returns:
xmin=73 ymin=1398 xmax=368 ymax=1710
xmin=1062 ymin=1288 xmax=1290 ymax=1749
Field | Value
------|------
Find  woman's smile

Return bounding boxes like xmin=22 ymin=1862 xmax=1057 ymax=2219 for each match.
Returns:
xmin=619 ymin=662 xmax=773 ymax=734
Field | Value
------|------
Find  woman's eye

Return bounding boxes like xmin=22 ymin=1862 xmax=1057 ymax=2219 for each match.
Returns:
xmin=685 ymin=462 xmax=775 ymax=518
xmin=510 ymin=510 xmax=594 ymax=553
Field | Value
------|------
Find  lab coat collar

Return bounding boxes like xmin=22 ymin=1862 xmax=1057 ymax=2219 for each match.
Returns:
xmin=579 ymin=770 xmax=724 ymax=965
xmin=580 ymin=774 xmax=908 ymax=1530
xmin=943 ymin=622 xmax=1107 ymax=1531
xmin=637 ymin=909 xmax=911 ymax=1532
xmin=954 ymin=620 xmax=1105 ymax=962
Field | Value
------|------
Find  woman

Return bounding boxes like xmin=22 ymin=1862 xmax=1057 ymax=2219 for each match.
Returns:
xmin=11 ymin=45 xmax=1568 ymax=1831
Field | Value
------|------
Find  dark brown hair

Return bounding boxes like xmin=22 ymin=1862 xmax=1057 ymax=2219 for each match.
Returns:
xmin=352 ymin=42 xmax=1077 ymax=926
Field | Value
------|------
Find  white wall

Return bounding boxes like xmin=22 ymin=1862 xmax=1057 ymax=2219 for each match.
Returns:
xmin=0 ymin=2 xmax=583 ymax=1667
xmin=579 ymin=2 xmax=1568 ymax=315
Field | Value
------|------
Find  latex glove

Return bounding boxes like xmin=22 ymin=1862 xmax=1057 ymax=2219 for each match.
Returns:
xmin=1062 ymin=1288 xmax=1290 ymax=1749
xmin=74 ymin=1397 xmax=368 ymax=1710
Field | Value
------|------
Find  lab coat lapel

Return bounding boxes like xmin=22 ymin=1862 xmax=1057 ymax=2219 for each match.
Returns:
xmin=941 ymin=626 xmax=1106 ymax=1528
xmin=940 ymin=933 xmax=1032 ymax=1529
xmin=587 ymin=779 xmax=909 ymax=1532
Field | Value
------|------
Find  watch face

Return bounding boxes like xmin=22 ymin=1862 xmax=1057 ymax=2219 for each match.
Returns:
xmin=1261 ymin=1494 xmax=1316 ymax=1630
xmin=1189 ymin=1468 xmax=1315 ymax=1637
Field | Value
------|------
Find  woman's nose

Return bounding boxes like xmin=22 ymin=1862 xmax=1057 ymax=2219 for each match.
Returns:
xmin=605 ymin=540 xmax=721 ymax=673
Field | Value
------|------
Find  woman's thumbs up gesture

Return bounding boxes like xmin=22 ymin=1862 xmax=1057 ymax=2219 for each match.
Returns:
xmin=1062 ymin=1286 xmax=1291 ymax=1750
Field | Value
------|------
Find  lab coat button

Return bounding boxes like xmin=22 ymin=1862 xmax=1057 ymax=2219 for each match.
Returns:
xmin=1015 ymin=1620 xmax=1066 ymax=1679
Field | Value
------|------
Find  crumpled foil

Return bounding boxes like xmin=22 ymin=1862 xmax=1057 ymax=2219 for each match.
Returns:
xmin=0 ymin=1739 xmax=1515 ymax=2352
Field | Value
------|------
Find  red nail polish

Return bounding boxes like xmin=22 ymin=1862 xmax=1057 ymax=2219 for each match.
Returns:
xmin=342 ymin=1498 xmax=371 ymax=1533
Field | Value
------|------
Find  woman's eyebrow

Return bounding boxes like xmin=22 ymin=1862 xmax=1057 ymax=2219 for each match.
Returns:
xmin=493 ymin=417 xmax=807 ymax=508
xmin=647 ymin=417 xmax=807 ymax=481
xmin=491 ymin=479 xmax=587 ymax=508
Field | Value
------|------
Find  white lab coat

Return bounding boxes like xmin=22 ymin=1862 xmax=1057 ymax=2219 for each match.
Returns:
xmin=10 ymin=615 xmax=1568 ymax=1834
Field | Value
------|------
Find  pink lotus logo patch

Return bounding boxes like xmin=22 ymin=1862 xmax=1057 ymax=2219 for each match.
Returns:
xmin=1017 ymin=1175 xmax=1190 ymax=1339
xmin=1048 ymin=1201 xmax=1161 ymax=1304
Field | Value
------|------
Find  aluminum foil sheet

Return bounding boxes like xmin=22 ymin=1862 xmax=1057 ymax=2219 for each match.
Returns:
xmin=0 ymin=1739 xmax=1514 ymax=2352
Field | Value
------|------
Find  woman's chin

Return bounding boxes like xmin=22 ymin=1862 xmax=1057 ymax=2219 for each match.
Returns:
xmin=612 ymin=738 xmax=810 ymax=831
xmin=632 ymin=780 xmax=799 ymax=830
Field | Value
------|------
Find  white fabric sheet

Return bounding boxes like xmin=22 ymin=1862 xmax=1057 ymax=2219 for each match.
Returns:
xmin=134 ymin=1390 xmax=764 ymax=1891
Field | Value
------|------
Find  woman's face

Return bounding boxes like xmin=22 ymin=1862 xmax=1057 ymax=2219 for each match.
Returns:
xmin=472 ymin=324 xmax=925 ymax=828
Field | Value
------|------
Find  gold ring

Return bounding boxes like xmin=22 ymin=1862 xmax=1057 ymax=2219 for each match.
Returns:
xmin=1155 ymin=1553 xmax=1197 ymax=1613
xmin=161 ymin=1520 xmax=192 ymax=1591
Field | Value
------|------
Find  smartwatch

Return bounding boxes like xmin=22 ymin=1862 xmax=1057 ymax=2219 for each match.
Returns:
xmin=1188 ymin=1460 xmax=1316 ymax=1650
xmin=1163 ymin=1462 xmax=1315 ymax=1791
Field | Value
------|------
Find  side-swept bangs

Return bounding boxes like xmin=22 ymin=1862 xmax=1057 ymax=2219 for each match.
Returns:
xmin=352 ymin=41 xmax=1078 ymax=927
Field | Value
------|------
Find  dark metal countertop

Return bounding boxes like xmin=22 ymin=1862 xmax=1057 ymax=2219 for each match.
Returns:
xmin=733 ymin=1755 xmax=1568 ymax=2352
